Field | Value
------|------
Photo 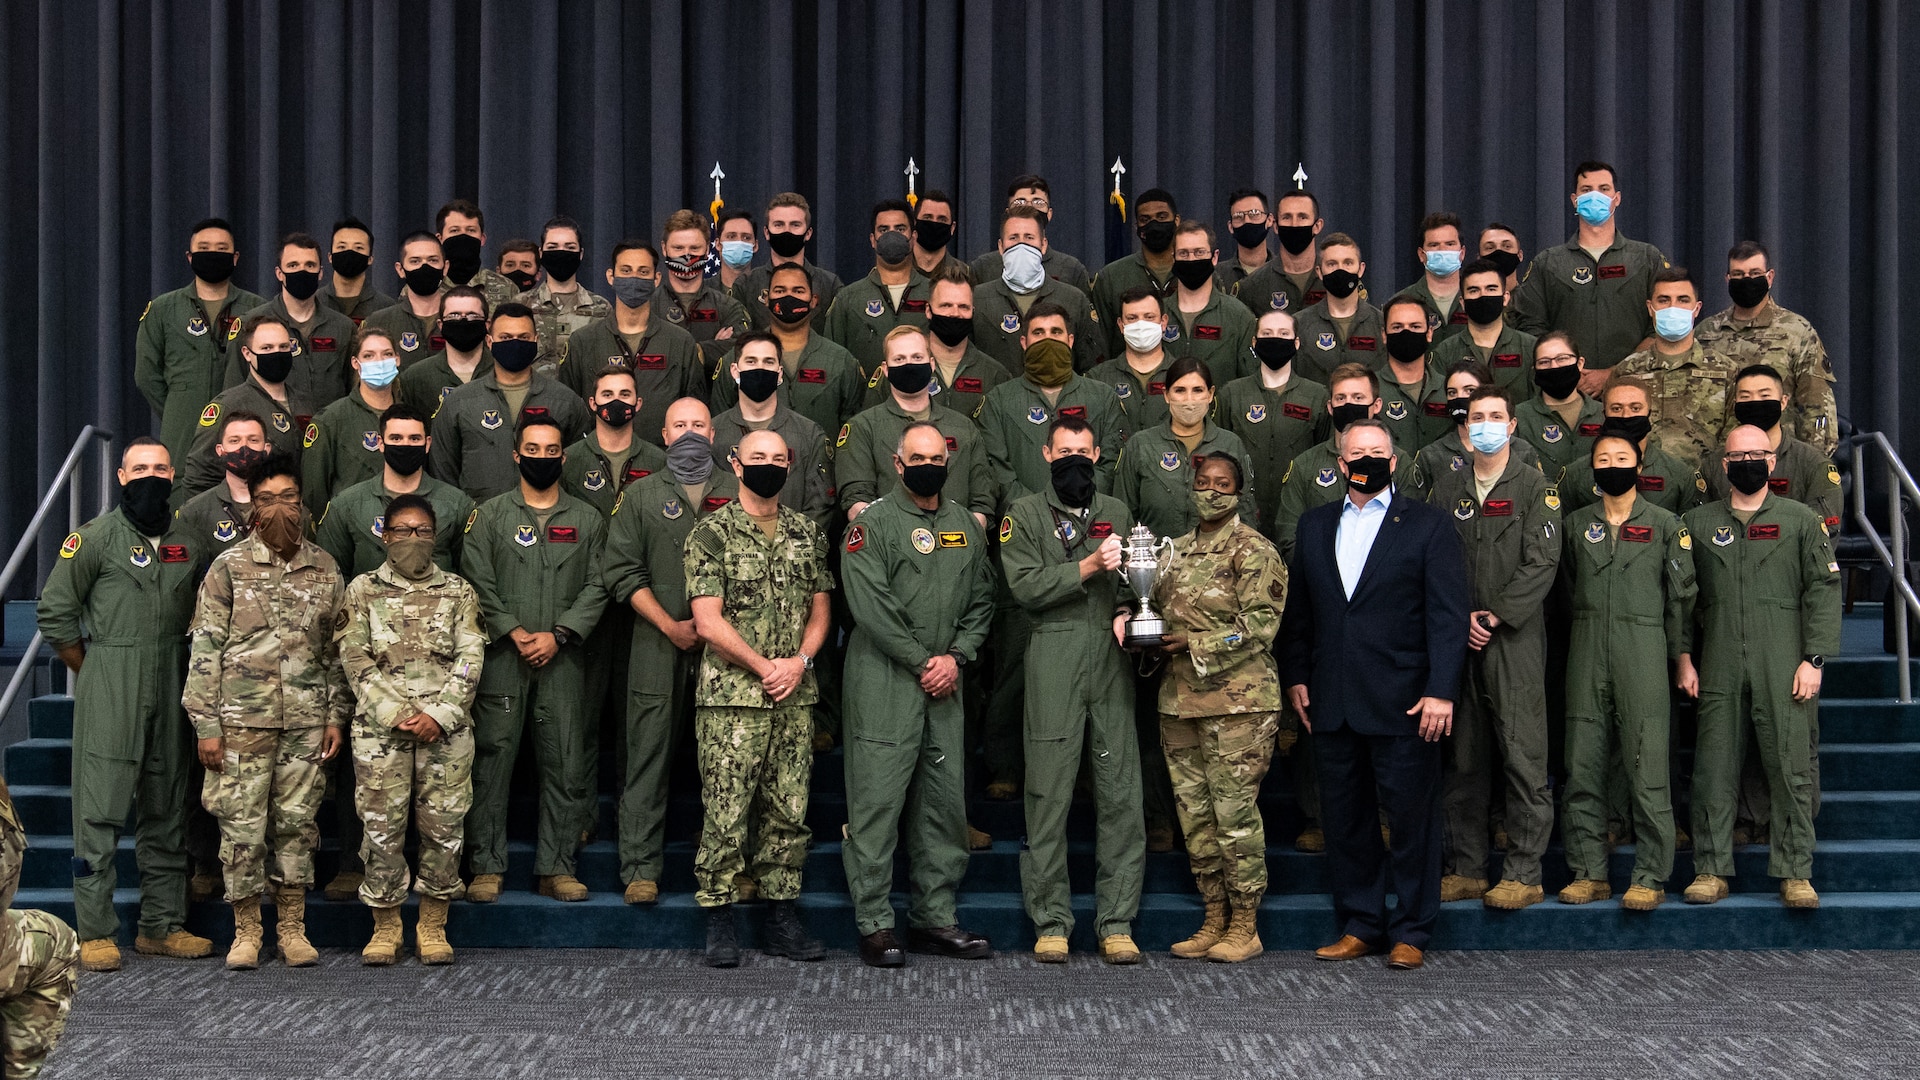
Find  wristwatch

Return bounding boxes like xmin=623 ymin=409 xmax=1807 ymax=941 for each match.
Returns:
xmin=800 ymin=652 xmax=814 ymax=671
xmin=949 ymin=650 xmax=967 ymax=667
xmin=1804 ymin=654 xmax=1825 ymax=669
xmin=552 ymin=626 xmax=574 ymax=648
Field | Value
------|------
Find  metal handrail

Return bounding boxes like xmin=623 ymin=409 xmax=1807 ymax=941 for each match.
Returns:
xmin=1849 ymin=431 xmax=1920 ymax=702
xmin=0 ymin=426 xmax=115 ymax=725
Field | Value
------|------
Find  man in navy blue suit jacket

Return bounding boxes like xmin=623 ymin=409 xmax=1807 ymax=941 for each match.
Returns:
xmin=1278 ymin=418 xmax=1469 ymax=969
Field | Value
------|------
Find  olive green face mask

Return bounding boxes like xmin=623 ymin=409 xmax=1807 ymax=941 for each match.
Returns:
xmin=386 ymin=536 xmax=436 ymax=581
xmin=1023 ymin=338 xmax=1074 ymax=388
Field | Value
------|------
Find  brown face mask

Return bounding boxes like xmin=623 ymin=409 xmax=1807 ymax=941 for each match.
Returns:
xmin=253 ymin=502 xmax=303 ymax=559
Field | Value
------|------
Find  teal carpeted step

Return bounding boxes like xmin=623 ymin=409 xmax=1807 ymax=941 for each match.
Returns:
xmin=1817 ymin=699 xmax=1920 ymax=743
xmin=27 ymin=696 xmax=70 ymax=741
xmin=1819 ymin=743 xmax=1920 ymax=791
xmin=4 ymin=740 xmax=67 ymax=787
xmin=1818 ymin=791 xmax=1920 ymax=839
xmin=1822 ymin=656 xmax=1920 ymax=698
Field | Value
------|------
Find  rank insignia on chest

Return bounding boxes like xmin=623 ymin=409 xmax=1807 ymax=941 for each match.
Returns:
xmin=1571 ymin=266 xmax=1594 ymax=285
xmin=1450 ymin=456 xmax=1465 ymax=472
xmin=1585 ymin=521 xmax=1607 ymax=544
xmin=128 ymin=545 xmax=152 ymax=568
xmin=1315 ymin=467 xmax=1338 ymax=488
xmin=1748 ymin=524 xmax=1780 ymax=541
xmin=548 ymin=526 xmax=578 ymax=543
xmin=1454 ymin=499 xmax=1475 ymax=520
xmin=370 ymin=515 xmax=385 ymax=539
xmin=1246 ymin=404 xmax=1266 ymax=423
xmin=160 ymin=545 xmax=189 ymax=563
xmin=272 ymin=413 xmax=291 ymax=433
xmin=1271 ymin=292 xmax=1288 ymax=311
xmin=1056 ymin=519 xmax=1077 ymax=542
xmin=361 ymin=431 xmax=380 ymax=452
xmin=400 ymin=332 xmax=420 ymax=351
xmin=662 ymin=500 xmax=683 ymax=520
xmin=865 ymin=299 xmax=885 ymax=318
xmin=912 ymin=528 xmax=936 ymax=554
xmin=213 ymin=520 xmax=238 ymax=543
xmin=938 ymin=531 xmax=967 ymax=548
xmin=1315 ymin=332 xmax=1336 ymax=351
xmin=584 ymin=470 xmax=607 ymax=491
xmin=1114 ymin=382 xmax=1132 ymax=399
xmin=1541 ymin=424 xmax=1564 ymax=443
xmin=514 ymin=525 xmax=537 ymax=547
xmin=303 ymin=423 xmax=319 ymax=448
xmin=186 ymin=317 xmax=209 ymax=337
xmin=481 ymin=410 xmax=504 ymax=430
xmin=1027 ymin=406 xmax=1048 ymax=425
xmin=1384 ymin=401 xmax=1409 ymax=421
xmin=1621 ymin=525 xmax=1652 ymax=543
xmin=1160 ymin=451 xmax=1183 ymax=472
xmin=1713 ymin=525 xmax=1734 ymax=546
xmin=1001 ymin=314 xmax=1021 ymax=334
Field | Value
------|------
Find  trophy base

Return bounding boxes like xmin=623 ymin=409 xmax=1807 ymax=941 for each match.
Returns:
xmin=1124 ymin=617 xmax=1166 ymax=651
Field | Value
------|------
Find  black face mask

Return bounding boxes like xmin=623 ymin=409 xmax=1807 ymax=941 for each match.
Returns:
xmin=440 ymin=318 xmax=487 ymax=353
xmin=900 ymin=462 xmax=948 ymax=497
xmin=1593 ymin=466 xmax=1640 ymax=497
xmin=1534 ymin=364 xmax=1581 ymax=400
xmin=120 ymin=476 xmax=174 ymax=536
xmin=492 ymin=339 xmax=539 ymax=373
xmin=276 ymin=270 xmax=318 ymax=302
xmin=737 ymin=368 xmax=780 ymax=403
xmin=1138 ymin=219 xmax=1177 ymax=254
xmin=739 ymin=463 xmax=789 ymax=498
xmin=251 ymin=349 xmax=295 ymax=384
xmin=1230 ymin=222 xmax=1268 ymax=250
xmin=1171 ymin=258 xmax=1215 ymax=290
xmin=442 ymin=234 xmax=483 ymax=281
xmin=928 ymin=312 xmax=971 ymax=347
xmin=382 ymin=442 xmax=428 ymax=476
xmin=540 ymin=249 xmax=583 ymax=282
xmin=1601 ymin=415 xmax=1652 ymax=444
xmin=1386 ymin=329 xmax=1429 ymax=364
xmin=1726 ymin=459 xmax=1772 ymax=496
xmin=1343 ymin=455 xmax=1392 ymax=494
xmin=886 ymin=363 xmax=934 ymax=395
xmin=1049 ymin=454 xmax=1096 ymax=508
xmin=768 ymin=295 xmax=811 ymax=324
xmin=913 ymin=219 xmax=953 ymax=251
xmin=1252 ymin=337 xmax=1297 ymax=371
xmin=1733 ymin=398 xmax=1783 ymax=431
xmin=1462 ymin=294 xmax=1505 ymax=326
xmin=1447 ymin=398 xmax=1471 ymax=425
xmin=330 ymin=249 xmax=371 ymax=279
xmin=1329 ymin=402 xmax=1371 ymax=432
xmin=190 ymin=250 xmax=236 ymax=284
xmin=1728 ymin=275 xmax=1771 ymax=309
xmin=218 ymin=445 xmax=268 ymax=482
xmin=403 ymin=264 xmax=445 ymax=296
xmin=1321 ymin=268 xmax=1361 ymax=299
xmin=767 ymin=231 xmax=808 ymax=259
xmin=1483 ymin=249 xmax=1522 ymax=280
xmin=595 ymin=400 xmax=636 ymax=428
xmin=1274 ymin=224 xmax=1316 ymax=256
xmin=503 ymin=268 xmax=538 ymax=292
xmin=518 ymin=456 xmax=564 ymax=491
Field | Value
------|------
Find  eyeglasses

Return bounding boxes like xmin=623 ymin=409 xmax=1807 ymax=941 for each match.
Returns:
xmin=1725 ymin=452 xmax=1775 ymax=463
xmin=1535 ymin=354 xmax=1579 ymax=366
xmin=1228 ymin=210 xmax=1268 ymax=226
xmin=254 ymin=492 xmax=302 ymax=507
xmin=386 ymin=526 xmax=436 ymax=539
xmin=1727 ymin=270 xmax=1771 ymax=279
xmin=1009 ymin=197 xmax=1050 ymax=211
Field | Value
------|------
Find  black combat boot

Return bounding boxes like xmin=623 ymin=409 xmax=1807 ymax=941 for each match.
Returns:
xmin=762 ymin=900 xmax=825 ymax=961
xmin=704 ymin=904 xmax=740 ymax=968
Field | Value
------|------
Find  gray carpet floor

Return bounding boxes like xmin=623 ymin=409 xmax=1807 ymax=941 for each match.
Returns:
xmin=41 ymin=948 xmax=1920 ymax=1079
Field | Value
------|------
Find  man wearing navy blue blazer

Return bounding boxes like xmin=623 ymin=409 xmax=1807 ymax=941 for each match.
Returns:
xmin=1278 ymin=418 xmax=1469 ymax=970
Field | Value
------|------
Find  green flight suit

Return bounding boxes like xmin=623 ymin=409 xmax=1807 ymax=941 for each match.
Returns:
xmin=1512 ymin=393 xmax=1605 ymax=482
xmin=1231 ymin=262 xmax=1325 ymax=319
xmin=1560 ymin=497 xmax=1696 ymax=890
xmin=1215 ymin=372 xmax=1330 ymax=541
xmin=1000 ymin=489 xmax=1143 ymax=940
xmin=839 ymin=487 xmax=995 ymax=935
xmin=1558 ymin=439 xmax=1705 ymax=516
xmin=1508 ymin=230 xmax=1669 ymax=370
xmin=1409 ymin=429 xmax=1540 ymax=502
xmin=427 ymin=371 xmax=593 ymax=501
xmin=1396 ymin=276 xmax=1472 ymax=346
xmin=1090 ymin=253 xmax=1176 ymax=357
xmin=600 ymin=471 xmax=740 ymax=884
xmin=314 ymin=474 xmax=473 ymax=581
xmin=977 ymin=375 xmax=1126 ymax=512
xmin=174 ymin=485 xmax=253 ymax=559
xmin=823 ymin=268 xmax=932 ymax=377
xmin=223 ymin=295 xmax=359 ymax=408
xmin=134 ymin=283 xmax=267 ymax=461
xmin=1290 ymin=300 xmax=1386 ymax=384
xmin=652 ymin=282 xmax=751 ymax=377
xmin=299 ymin=389 xmax=387 ymax=514
xmin=560 ymin=433 xmax=668 ymax=519
xmin=36 ymin=510 xmax=205 ymax=942
xmin=968 ymin=278 xmax=1104 ymax=376
xmin=1700 ymin=434 xmax=1842 ymax=535
xmin=707 ymin=333 xmax=865 ymax=441
xmin=1429 ymin=322 xmax=1539 ymax=399
xmin=394 ymin=348 xmax=487 ymax=416
xmin=710 ymin=405 xmax=836 ymax=529
xmin=1211 ymin=253 xmax=1268 ymax=294
xmin=1428 ymin=457 xmax=1562 ymax=885
xmin=1683 ymin=496 xmax=1841 ymax=882
xmin=1697 ymin=301 xmax=1839 ymax=455
xmin=1165 ymin=291 xmax=1259 ymax=384
xmin=730 ymin=261 xmax=842 ymax=332
xmin=1271 ymin=435 xmax=1417 ymax=562
xmin=1081 ymin=353 xmax=1175 ymax=443
xmin=560 ymin=316 xmax=707 ymax=444
xmin=317 ymin=283 xmax=396 ymax=325
xmin=176 ymin=378 xmax=318 ymax=506
xmin=859 ymin=344 xmax=1010 ymax=420
xmin=460 ymin=488 xmax=609 ymax=879
xmin=836 ymin=399 xmax=995 ymax=519
xmin=359 ymin=299 xmax=445 ymax=371
xmin=971 ymin=248 xmax=1096 ymax=300
xmin=1378 ymin=364 xmax=1452 ymax=450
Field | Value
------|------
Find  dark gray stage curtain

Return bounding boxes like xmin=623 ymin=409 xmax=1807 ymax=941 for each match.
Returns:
xmin=0 ymin=0 xmax=1911 ymax=590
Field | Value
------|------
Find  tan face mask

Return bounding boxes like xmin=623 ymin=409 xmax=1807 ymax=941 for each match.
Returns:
xmin=386 ymin=537 xmax=436 ymax=581
xmin=1167 ymin=399 xmax=1210 ymax=428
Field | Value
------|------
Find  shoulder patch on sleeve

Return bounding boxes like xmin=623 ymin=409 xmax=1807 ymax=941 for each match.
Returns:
xmin=1544 ymin=486 xmax=1561 ymax=512
xmin=1828 ymin=465 xmax=1841 ymax=486
xmin=845 ymin=523 xmax=865 ymax=552
xmin=836 ymin=423 xmax=851 ymax=448
xmin=999 ymin=515 xmax=1014 ymax=543
xmin=1695 ymin=475 xmax=1708 ymax=493
xmin=199 ymin=402 xmax=222 ymax=427
xmin=59 ymin=532 xmax=81 ymax=558
xmin=866 ymin=368 xmax=883 ymax=389
xmin=303 ymin=422 xmax=320 ymax=449
xmin=140 ymin=301 xmax=151 ymax=322
xmin=1677 ymin=526 xmax=1692 ymax=550
xmin=1281 ymin=460 xmax=1294 ymax=484
xmin=464 ymin=508 xmax=479 ymax=534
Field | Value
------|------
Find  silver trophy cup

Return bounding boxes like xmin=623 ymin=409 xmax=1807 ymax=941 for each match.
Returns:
xmin=1120 ymin=524 xmax=1175 ymax=649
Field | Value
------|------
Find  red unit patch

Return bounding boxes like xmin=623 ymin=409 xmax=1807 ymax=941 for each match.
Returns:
xmin=952 ymin=377 xmax=983 ymax=393
xmin=702 ymin=496 xmax=732 ymax=511
xmin=1767 ymin=477 xmax=1790 ymax=494
xmin=1423 ymin=402 xmax=1450 ymax=417
xmin=1195 ymin=325 xmax=1222 ymax=340
xmin=311 ymin=337 xmax=337 ymax=352
xmin=690 ymin=308 xmax=717 ymax=322
xmin=1492 ymin=353 xmax=1521 ymax=368
xmin=1577 ymin=422 xmax=1603 ymax=437
xmin=636 ymin=354 xmax=667 ymax=370
xmin=902 ymin=299 xmax=928 ymax=314
xmin=1060 ymin=406 xmax=1087 ymax=419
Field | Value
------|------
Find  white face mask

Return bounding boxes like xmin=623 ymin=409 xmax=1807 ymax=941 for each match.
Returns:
xmin=1001 ymin=244 xmax=1045 ymax=294
xmin=1122 ymin=320 xmax=1165 ymax=353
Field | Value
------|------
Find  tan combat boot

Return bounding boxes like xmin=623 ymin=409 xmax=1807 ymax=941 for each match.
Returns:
xmin=1781 ymin=879 xmax=1820 ymax=908
xmin=465 ymin=873 xmax=503 ymax=904
xmin=1621 ymin=885 xmax=1664 ymax=911
xmin=323 ymin=870 xmax=364 ymax=903
xmin=79 ymin=938 xmax=121 ymax=972
xmin=134 ymin=928 xmax=214 ymax=959
xmin=1482 ymin=880 xmax=1545 ymax=910
xmin=1683 ymin=874 xmax=1730 ymax=905
xmin=734 ymin=874 xmax=760 ymax=902
xmin=536 ymin=875 xmax=589 ymax=902
xmin=1293 ymin=825 xmax=1325 ymax=853
xmin=1205 ymin=901 xmax=1264 ymax=964
xmin=362 ymin=905 xmax=404 ymax=966
xmin=1172 ymin=875 xmax=1229 ymax=959
xmin=1033 ymin=935 xmax=1069 ymax=964
xmin=227 ymin=896 xmax=264 ymax=970
xmin=188 ymin=869 xmax=222 ymax=903
xmin=1439 ymin=875 xmax=1489 ymax=903
xmin=1099 ymin=934 xmax=1141 ymax=965
xmin=416 ymin=897 xmax=454 ymax=965
xmin=276 ymin=885 xmax=319 ymax=967
xmin=623 ymin=880 xmax=660 ymax=905
xmin=1557 ymin=879 xmax=1612 ymax=905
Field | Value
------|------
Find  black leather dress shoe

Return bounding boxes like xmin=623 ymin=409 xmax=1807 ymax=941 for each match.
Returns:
xmin=907 ymin=925 xmax=993 ymax=959
xmin=859 ymin=929 xmax=906 ymax=968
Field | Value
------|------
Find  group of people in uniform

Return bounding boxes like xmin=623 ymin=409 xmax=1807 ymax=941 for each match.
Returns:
xmin=24 ymin=158 xmax=1844 ymax=987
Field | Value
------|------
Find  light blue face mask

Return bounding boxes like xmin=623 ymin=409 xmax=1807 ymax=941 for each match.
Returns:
xmin=358 ymin=357 xmax=399 ymax=388
xmin=1575 ymin=191 xmax=1614 ymax=226
xmin=1424 ymin=249 xmax=1462 ymax=276
xmin=720 ymin=240 xmax=755 ymax=269
xmin=1467 ymin=420 xmax=1510 ymax=454
xmin=1001 ymin=244 xmax=1045 ymax=295
xmin=1653 ymin=305 xmax=1694 ymax=342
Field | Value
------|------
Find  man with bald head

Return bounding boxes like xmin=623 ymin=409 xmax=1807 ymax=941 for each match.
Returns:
xmin=683 ymin=427 xmax=835 ymax=966
xmin=1679 ymin=424 xmax=1841 ymax=910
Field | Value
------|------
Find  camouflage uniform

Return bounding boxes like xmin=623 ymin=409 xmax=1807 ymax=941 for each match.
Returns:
xmin=520 ymin=281 xmax=611 ymax=376
xmin=0 ymin=781 xmax=77 ymax=1079
xmin=709 ymin=406 xmax=837 ymax=529
xmin=335 ymin=563 xmax=487 ymax=906
xmin=314 ymin=475 xmax=474 ymax=581
xmin=1697 ymin=301 xmax=1838 ymax=455
xmin=183 ymin=538 xmax=350 ymax=901
xmin=683 ymin=501 xmax=834 ymax=907
xmin=1151 ymin=517 xmax=1287 ymax=906
xmin=1613 ymin=340 xmax=1755 ymax=465
xmin=443 ymin=267 xmax=520 ymax=313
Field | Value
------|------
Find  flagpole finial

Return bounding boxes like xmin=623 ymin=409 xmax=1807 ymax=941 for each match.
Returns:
xmin=1292 ymin=163 xmax=1308 ymax=189
xmin=710 ymin=162 xmax=727 ymax=222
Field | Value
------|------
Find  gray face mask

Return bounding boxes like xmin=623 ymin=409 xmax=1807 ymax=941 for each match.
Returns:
xmin=875 ymin=230 xmax=912 ymax=264
xmin=611 ymin=275 xmax=657 ymax=308
xmin=666 ymin=431 xmax=715 ymax=485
